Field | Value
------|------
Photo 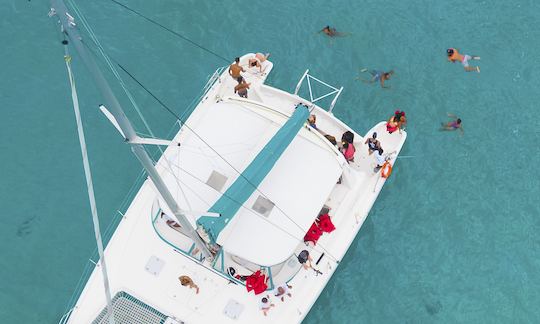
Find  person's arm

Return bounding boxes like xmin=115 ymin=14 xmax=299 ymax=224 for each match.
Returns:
xmin=447 ymin=113 xmax=457 ymax=118
xmin=459 ymin=125 xmax=464 ymax=135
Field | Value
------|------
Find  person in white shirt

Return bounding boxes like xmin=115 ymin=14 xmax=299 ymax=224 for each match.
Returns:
xmin=373 ymin=148 xmax=387 ymax=172
xmin=259 ymin=296 xmax=275 ymax=316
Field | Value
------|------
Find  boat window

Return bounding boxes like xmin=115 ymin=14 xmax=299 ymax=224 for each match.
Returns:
xmin=252 ymin=195 xmax=274 ymax=217
xmin=206 ymin=170 xmax=228 ymax=192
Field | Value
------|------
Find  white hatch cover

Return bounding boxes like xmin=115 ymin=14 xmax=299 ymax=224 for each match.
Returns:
xmin=145 ymin=255 xmax=165 ymax=276
xmin=223 ymin=299 xmax=245 ymax=320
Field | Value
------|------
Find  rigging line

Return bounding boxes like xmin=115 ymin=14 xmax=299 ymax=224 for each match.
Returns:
xmin=115 ymin=63 xmax=326 ymax=249
xmin=68 ymin=0 xmax=160 ymax=153
xmin=105 ymin=0 xmax=230 ymax=63
xmin=75 ymin=29 xmax=195 ymax=211
xmin=62 ymin=43 xmax=116 ymax=324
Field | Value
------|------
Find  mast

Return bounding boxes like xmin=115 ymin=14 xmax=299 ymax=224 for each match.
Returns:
xmin=50 ymin=0 xmax=212 ymax=262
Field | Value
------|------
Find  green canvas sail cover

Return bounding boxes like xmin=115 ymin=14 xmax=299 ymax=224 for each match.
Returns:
xmin=197 ymin=104 xmax=310 ymax=243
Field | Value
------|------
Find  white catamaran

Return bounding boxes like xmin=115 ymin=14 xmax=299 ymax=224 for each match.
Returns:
xmin=52 ymin=1 xmax=407 ymax=323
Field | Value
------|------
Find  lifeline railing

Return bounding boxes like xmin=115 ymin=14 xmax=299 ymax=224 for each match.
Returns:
xmin=200 ymin=66 xmax=227 ymax=100
xmin=294 ymin=69 xmax=343 ymax=113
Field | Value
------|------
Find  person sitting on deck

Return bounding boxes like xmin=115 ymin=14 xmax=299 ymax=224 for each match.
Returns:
xmin=274 ymin=283 xmax=293 ymax=302
xmin=373 ymin=148 xmax=388 ymax=173
xmin=307 ymin=114 xmax=317 ymax=129
xmin=386 ymin=110 xmax=406 ymax=134
xmin=364 ymin=132 xmax=380 ymax=155
xmin=297 ymin=250 xmax=313 ymax=270
xmin=259 ymin=296 xmax=275 ymax=316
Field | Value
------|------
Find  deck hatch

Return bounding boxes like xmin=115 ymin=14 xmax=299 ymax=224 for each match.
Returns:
xmin=206 ymin=170 xmax=228 ymax=192
xmin=223 ymin=299 xmax=245 ymax=320
xmin=252 ymin=195 xmax=275 ymax=217
xmin=145 ymin=255 xmax=165 ymax=277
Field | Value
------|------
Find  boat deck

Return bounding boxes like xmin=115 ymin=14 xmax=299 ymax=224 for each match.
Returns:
xmin=66 ymin=54 xmax=406 ymax=324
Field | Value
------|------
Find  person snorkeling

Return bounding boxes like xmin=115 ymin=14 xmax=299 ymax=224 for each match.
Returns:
xmin=447 ymin=48 xmax=480 ymax=72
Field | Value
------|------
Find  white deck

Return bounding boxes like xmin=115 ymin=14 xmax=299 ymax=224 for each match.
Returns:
xmin=65 ymin=54 xmax=407 ymax=324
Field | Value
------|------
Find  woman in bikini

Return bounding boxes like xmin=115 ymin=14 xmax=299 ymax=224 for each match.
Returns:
xmin=386 ymin=110 xmax=405 ymax=134
xmin=248 ymin=53 xmax=270 ymax=73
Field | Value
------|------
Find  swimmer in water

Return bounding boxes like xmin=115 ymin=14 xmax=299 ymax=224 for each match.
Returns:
xmin=447 ymin=48 xmax=480 ymax=72
xmin=319 ymin=25 xmax=348 ymax=37
xmin=359 ymin=70 xmax=394 ymax=88
xmin=441 ymin=113 xmax=464 ymax=134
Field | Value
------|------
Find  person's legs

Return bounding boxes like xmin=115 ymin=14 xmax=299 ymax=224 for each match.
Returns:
xmin=462 ymin=55 xmax=479 ymax=72
xmin=464 ymin=66 xmax=480 ymax=72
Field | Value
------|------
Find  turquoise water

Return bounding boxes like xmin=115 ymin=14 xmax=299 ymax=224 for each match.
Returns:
xmin=1 ymin=0 xmax=539 ymax=323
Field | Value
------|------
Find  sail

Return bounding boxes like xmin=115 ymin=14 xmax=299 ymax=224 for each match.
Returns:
xmin=197 ymin=104 xmax=310 ymax=242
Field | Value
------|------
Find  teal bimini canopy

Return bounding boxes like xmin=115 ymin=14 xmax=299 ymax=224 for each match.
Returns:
xmin=197 ymin=104 xmax=310 ymax=243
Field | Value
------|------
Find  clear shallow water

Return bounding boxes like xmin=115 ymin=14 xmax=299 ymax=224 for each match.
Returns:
xmin=1 ymin=0 xmax=539 ymax=323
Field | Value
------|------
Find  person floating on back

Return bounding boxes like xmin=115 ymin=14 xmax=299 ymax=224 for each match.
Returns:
xmin=447 ymin=48 xmax=480 ymax=73
xmin=441 ymin=113 xmax=464 ymax=134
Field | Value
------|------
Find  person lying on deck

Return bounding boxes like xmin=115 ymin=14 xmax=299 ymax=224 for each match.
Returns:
xmin=179 ymin=275 xmax=199 ymax=294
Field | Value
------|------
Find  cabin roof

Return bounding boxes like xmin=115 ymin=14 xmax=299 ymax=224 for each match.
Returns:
xmin=161 ymin=99 xmax=344 ymax=265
